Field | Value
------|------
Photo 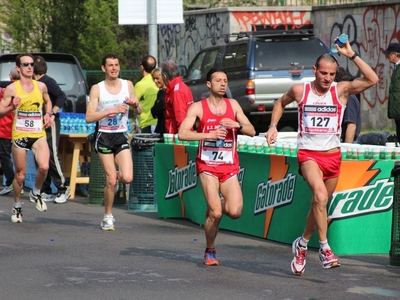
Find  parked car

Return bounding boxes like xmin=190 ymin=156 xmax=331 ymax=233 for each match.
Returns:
xmin=183 ymin=25 xmax=330 ymax=131
xmin=0 ymin=52 xmax=89 ymax=113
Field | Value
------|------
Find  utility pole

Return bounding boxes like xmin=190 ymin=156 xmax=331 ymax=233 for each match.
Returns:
xmin=148 ymin=0 xmax=158 ymax=61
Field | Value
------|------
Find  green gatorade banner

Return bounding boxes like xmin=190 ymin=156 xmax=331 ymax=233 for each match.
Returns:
xmin=155 ymin=144 xmax=394 ymax=255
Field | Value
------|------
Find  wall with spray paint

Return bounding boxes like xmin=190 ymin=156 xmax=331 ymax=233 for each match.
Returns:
xmin=160 ymin=11 xmax=230 ymax=69
xmin=313 ymin=2 xmax=400 ymax=130
xmin=159 ymin=2 xmax=400 ymax=131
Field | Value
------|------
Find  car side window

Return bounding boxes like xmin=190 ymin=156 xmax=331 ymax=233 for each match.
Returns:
xmin=222 ymin=43 xmax=247 ymax=68
xmin=187 ymin=52 xmax=205 ymax=80
xmin=235 ymin=43 xmax=247 ymax=66
xmin=202 ymin=49 xmax=219 ymax=76
xmin=46 ymin=62 xmax=76 ymax=91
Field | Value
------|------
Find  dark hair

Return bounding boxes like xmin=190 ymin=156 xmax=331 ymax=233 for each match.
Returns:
xmin=16 ymin=53 xmax=34 ymax=67
xmin=33 ymin=55 xmax=47 ymax=75
xmin=160 ymin=60 xmax=180 ymax=81
xmin=206 ymin=67 xmax=227 ymax=82
xmin=102 ymin=53 xmax=119 ymax=67
xmin=141 ymin=55 xmax=157 ymax=73
xmin=335 ymin=67 xmax=351 ymax=82
xmin=315 ymin=53 xmax=338 ymax=69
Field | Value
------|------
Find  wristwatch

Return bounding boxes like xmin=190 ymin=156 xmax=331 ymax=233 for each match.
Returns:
xmin=238 ymin=123 xmax=243 ymax=131
xmin=349 ymin=53 xmax=359 ymax=61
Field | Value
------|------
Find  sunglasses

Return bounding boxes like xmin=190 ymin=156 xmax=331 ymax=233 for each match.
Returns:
xmin=21 ymin=62 xmax=34 ymax=67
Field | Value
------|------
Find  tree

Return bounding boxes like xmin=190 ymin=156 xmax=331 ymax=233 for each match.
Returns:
xmin=0 ymin=0 xmax=51 ymax=52
xmin=48 ymin=0 xmax=88 ymax=55
xmin=0 ymin=0 xmax=149 ymax=70
xmin=78 ymin=0 xmax=148 ymax=70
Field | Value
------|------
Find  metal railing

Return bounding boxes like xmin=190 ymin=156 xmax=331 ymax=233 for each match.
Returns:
xmin=184 ymin=0 xmax=375 ymax=9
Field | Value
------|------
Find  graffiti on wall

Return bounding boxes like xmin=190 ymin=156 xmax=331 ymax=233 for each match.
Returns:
xmin=327 ymin=6 xmax=399 ymax=112
xmin=231 ymin=11 xmax=311 ymax=32
xmin=330 ymin=15 xmax=361 ymax=79
xmin=363 ymin=5 xmax=400 ymax=109
xmin=160 ymin=13 xmax=228 ymax=68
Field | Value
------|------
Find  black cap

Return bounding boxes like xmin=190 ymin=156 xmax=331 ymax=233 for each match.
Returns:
xmin=382 ymin=43 xmax=400 ymax=54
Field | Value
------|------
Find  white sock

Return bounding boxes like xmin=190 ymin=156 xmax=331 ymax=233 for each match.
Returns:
xmin=319 ymin=239 xmax=330 ymax=250
xmin=104 ymin=214 xmax=113 ymax=219
xmin=14 ymin=202 xmax=21 ymax=208
xmin=33 ymin=187 xmax=41 ymax=195
xmin=299 ymin=236 xmax=309 ymax=248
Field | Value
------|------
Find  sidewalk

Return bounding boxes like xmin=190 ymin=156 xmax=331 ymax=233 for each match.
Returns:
xmin=0 ymin=190 xmax=399 ymax=300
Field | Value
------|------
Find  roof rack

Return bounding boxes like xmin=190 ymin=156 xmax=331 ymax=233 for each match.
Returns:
xmin=228 ymin=24 xmax=315 ymax=40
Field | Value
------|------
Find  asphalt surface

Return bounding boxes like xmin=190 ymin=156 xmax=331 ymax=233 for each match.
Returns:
xmin=1 ymin=189 xmax=400 ymax=300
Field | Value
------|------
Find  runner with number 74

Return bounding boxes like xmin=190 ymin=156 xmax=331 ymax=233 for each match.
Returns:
xmin=179 ymin=67 xmax=255 ymax=266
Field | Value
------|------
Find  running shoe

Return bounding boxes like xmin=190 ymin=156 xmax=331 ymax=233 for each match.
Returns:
xmin=319 ymin=248 xmax=341 ymax=269
xmin=11 ymin=207 xmax=23 ymax=223
xmin=29 ymin=190 xmax=47 ymax=212
xmin=0 ymin=184 xmax=13 ymax=195
xmin=41 ymin=192 xmax=55 ymax=202
xmin=203 ymin=248 xmax=219 ymax=266
xmin=291 ymin=237 xmax=307 ymax=276
xmin=101 ymin=216 xmax=115 ymax=231
xmin=65 ymin=186 xmax=71 ymax=199
xmin=54 ymin=192 xmax=67 ymax=204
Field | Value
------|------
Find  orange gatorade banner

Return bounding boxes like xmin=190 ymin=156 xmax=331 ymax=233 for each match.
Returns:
xmin=156 ymin=144 xmax=393 ymax=255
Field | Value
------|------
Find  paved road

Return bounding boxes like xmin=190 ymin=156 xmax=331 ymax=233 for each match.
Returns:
xmin=0 ymin=191 xmax=399 ymax=300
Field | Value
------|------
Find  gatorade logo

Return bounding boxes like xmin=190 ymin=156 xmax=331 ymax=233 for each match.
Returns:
xmin=254 ymin=173 xmax=296 ymax=213
xmin=328 ymin=178 xmax=393 ymax=219
xmin=165 ymin=160 xmax=197 ymax=198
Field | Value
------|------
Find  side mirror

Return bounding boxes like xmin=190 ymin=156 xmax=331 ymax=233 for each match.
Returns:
xmin=178 ymin=65 xmax=187 ymax=78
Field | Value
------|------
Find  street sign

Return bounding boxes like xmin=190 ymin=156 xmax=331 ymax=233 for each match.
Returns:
xmin=118 ymin=0 xmax=184 ymax=25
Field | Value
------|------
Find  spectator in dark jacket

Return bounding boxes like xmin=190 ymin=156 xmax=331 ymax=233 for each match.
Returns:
xmin=382 ymin=43 xmax=400 ymax=140
xmin=335 ymin=67 xmax=361 ymax=143
xmin=150 ymin=67 xmax=166 ymax=134
xmin=33 ymin=55 xmax=69 ymax=204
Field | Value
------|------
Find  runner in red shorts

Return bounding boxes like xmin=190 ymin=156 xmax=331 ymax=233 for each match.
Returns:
xmin=179 ymin=67 xmax=255 ymax=266
xmin=266 ymin=42 xmax=379 ymax=276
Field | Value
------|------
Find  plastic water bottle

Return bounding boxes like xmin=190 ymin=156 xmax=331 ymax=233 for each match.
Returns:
xmin=216 ymin=125 xmax=226 ymax=147
xmin=65 ymin=113 xmax=71 ymax=134
xmin=72 ymin=113 xmax=79 ymax=133
xmin=90 ymin=122 xmax=96 ymax=134
xmin=330 ymin=33 xmax=348 ymax=54
xmin=59 ymin=112 xmax=65 ymax=134
xmin=117 ymin=100 xmax=127 ymax=120
xmin=78 ymin=114 xmax=85 ymax=133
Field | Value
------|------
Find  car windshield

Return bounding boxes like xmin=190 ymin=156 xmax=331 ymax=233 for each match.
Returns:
xmin=0 ymin=60 xmax=76 ymax=92
xmin=254 ymin=38 xmax=328 ymax=70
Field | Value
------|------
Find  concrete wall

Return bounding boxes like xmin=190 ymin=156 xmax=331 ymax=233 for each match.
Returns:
xmin=159 ymin=1 xmax=400 ymax=130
